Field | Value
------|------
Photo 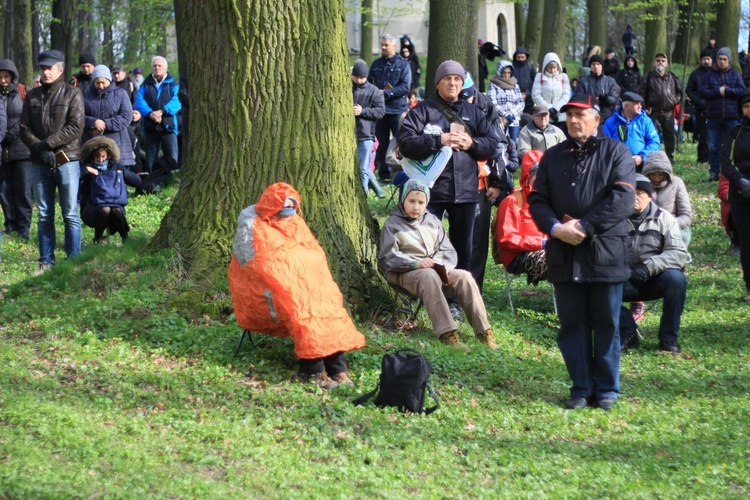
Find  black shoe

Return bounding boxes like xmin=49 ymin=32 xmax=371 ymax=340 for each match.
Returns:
xmin=564 ymin=397 xmax=589 ymax=410
xmin=596 ymin=398 xmax=616 ymax=411
xmin=704 ymin=172 xmax=719 ymax=182
xmin=620 ymin=330 xmax=641 ymax=352
xmin=659 ymin=341 xmax=681 ymax=353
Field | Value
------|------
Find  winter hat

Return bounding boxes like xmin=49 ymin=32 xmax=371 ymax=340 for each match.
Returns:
xmin=717 ymin=47 xmax=731 ymax=60
xmin=79 ymin=53 xmax=96 ymax=66
xmin=133 ymin=67 xmax=143 ymax=75
xmin=700 ymin=48 xmax=713 ymax=59
xmin=400 ymin=179 xmax=430 ymax=204
xmin=351 ymin=59 xmax=368 ymax=78
xmin=434 ymin=60 xmax=465 ymax=86
xmin=635 ymin=174 xmax=653 ymax=196
xmin=91 ymin=65 xmax=112 ymax=82
xmin=738 ymin=87 xmax=750 ymax=108
xmin=459 ymin=72 xmax=476 ymax=100
xmin=605 ymin=48 xmax=615 ymax=55
xmin=589 ymin=54 xmax=604 ymax=66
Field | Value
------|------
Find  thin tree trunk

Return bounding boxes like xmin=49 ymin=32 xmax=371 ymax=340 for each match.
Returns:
xmin=150 ymin=0 xmax=388 ymax=309
xmin=4 ymin=0 xmax=13 ymax=59
xmin=123 ymin=1 xmax=140 ymax=64
xmin=77 ymin=7 xmax=88 ymax=55
xmin=539 ymin=0 xmax=566 ymax=62
xmin=515 ymin=1 xmax=526 ymax=48
xmin=715 ymin=0 xmax=741 ymax=70
xmin=100 ymin=0 xmax=114 ymax=64
xmin=360 ymin=0 xmax=373 ymax=65
xmin=525 ymin=0 xmax=544 ymax=63
xmin=12 ymin=0 xmax=32 ymax=85
xmin=426 ymin=0 xmax=480 ymax=95
xmin=51 ymin=0 xmax=75 ymax=79
xmin=587 ymin=0 xmax=605 ymax=52
xmin=644 ymin=1 xmax=668 ymax=62
xmin=31 ymin=0 xmax=40 ymax=59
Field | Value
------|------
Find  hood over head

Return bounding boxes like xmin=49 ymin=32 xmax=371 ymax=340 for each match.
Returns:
xmin=641 ymin=150 xmax=673 ymax=187
xmin=255 ymin=182 xmax=302 ymax=219
xmin=520 ymin=150 xmax=544 ymax=197
xmin=624 ymin=55 xmax=640 ymax=71
xmin=81 ymin=137 xmax=121 ymax=165
xmin=541 ymin=53 xmax=562 ymax=75
xmin=0 ymin=59 xmax=18 ymax=81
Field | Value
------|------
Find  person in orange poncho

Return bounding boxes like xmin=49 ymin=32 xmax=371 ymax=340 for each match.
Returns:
xmin=228 ymin=183 xmax=366 ymax=390
xmin=495 ymin=149 xmax=549 ymax=284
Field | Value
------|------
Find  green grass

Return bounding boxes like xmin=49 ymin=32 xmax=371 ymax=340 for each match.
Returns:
xmin=1 ymin=143 xmax=749 ymax=497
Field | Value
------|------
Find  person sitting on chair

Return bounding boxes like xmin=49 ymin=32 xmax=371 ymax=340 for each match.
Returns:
xmin=379 ymin=179 xmax=496 ymax=352
xmin=494 ymin=149 xmax=548 ymax=285
xmin=619 ymin=174 xmax=689 ymax=353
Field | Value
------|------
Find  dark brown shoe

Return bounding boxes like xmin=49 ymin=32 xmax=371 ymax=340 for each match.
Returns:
xmin=330 ymin=371 xmax=355 ymax=387
xmin=297 ymin=371 xmax=339 ymax=390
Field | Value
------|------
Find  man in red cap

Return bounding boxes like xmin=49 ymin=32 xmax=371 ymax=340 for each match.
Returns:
xmin=529 ymin=93 xmax=636 ymax=411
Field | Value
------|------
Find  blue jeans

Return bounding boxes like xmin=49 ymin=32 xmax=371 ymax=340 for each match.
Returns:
xmin=357 ymin=140 xmax=374 ymax=192
xmin=622 ymin=269 xmax=687 ymax=343
xmin=707 ymin=118 xmax=741 ymax=174
xmin=554 ymin=281 xmax=623 ymax=400
xmin=507 ymin=125 xmax=520 ymax=143
xmin=144 ymin=131 xmax=179 ymax=172
xmin=30 ymin=161 xmax=82 ymax=265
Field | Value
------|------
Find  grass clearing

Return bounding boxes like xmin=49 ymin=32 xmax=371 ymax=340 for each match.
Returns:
xmin=1 ymin=143 xmax=749 ymax=497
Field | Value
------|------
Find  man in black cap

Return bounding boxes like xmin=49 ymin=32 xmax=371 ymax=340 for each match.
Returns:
xmin=20 ymin=49 xmax=85 ymax=273
xmin=602 ymin=91 xmax=660 ymax=172
xmin=638 ymin=53 xmax=681 ymax=164
xmin=69 ymin=53 xmax=96 ymax=96
xmin=575 ymin=54 xmax=620 ymax=126
xmin=686 ymin=49 xmax=714 ymax=163
xmin=516 ymin=104 xmax=566 ymax=160
xmin=529 ymin=93 xmax=636 ymax=411
xmin=351 ymin=59 xmax=385 ymax=198
xmin=619 ymin=174 xmax=689 ymax=353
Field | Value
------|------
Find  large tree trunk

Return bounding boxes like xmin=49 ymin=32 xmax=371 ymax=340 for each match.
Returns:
xmin=525 ymin=0 xmax=544 ymax=63
xmin=672 ymin=0 xmax=707 ymax=65
xmin=587 ymin=0 xmax=605 ymax=51
xmin=715 ymin=0 xmax=741 ymax=70
xmin=150 ymin=0 xmax=388 ymax=310
xmin=515 ymin=1 xmax=526 ymax=48
xmin=644 ymin=2 xmax=668 ymax=62
xmin=539 ymin=0 xmax=566 ymax=62
xmin=360 ymin=0 xmax=373 ymax=65
xmin=51 ymin=0 xmax=75 ymax=79
xmin=12 ymin=0 xmax=32 ymax=85
xmin=426 ymin=0 xmax=480 ymax=95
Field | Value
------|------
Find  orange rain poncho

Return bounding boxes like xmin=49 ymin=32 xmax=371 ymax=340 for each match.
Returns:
xmin=227 ymin=183 xmax=366 ymax=360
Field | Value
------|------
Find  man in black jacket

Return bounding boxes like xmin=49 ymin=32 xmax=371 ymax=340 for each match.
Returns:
xmin=575 ymin=55 xmax=621 ymax=127
xmin=529 ymin=93 xmax=636 ymax=411
xmin=352 ymin=60 xmax=386 ymax=198
xmin=69 ymin=53 xmax=95 ymax=96
xmin=638 ymin=53 xmax=682 ymax=163
xmin=686 ymin=49 xmax=713 ymax=163
xmin=511 ymin=46 xmax=536 ymax=114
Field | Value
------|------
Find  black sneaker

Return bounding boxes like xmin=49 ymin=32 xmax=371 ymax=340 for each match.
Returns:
xmin=564 ymin=397 xmax=589 ymax=410
xmin=596 ymin=398 xmax=616 ymax=411
xmin=659 ymin=341 xmax=681 ymax=353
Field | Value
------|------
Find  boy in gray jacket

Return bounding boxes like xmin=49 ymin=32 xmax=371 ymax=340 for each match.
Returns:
xmin=379 ymin=179 xmax=495 ymax=352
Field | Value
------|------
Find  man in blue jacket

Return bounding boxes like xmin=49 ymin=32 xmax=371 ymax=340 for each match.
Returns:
xmin=602 ymin=91 xmax=660 ymax=172
xmin=134 ymin=56 xmax=181 ymax=172
xmin=368 ymin=34 xmax=411 ymax=181
xmin=529 ymin=93 xmax=636 ymax=412
xmin=700 ymin=47 xmax=746 ymax=182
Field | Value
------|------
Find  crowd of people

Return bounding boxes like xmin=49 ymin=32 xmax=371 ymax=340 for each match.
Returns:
xmin=0 ymin=50 xmax=182 ymax=269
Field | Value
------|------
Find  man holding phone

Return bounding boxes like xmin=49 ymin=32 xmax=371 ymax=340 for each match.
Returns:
xmin=20 ymin=49 xmax=85 ymax=273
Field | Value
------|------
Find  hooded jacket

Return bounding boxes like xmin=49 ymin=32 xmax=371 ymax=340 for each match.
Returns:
xmin=495 ymin=149 xmax=547 ymax=269
xmin=83 ymin=82 xmax=135 ymax=166
xmin=602 ymin=107 xmax=661 ymax=161
xmin=641 ymin=151 xmax=693 ymax=229
xmin=352 ymin=80 xmax=385 ymax=142
xmin=398 ymin=95 xmax=498 ymax=204
xmin=614 ymin=56 xmax=642 ymax=94
xmin=532 ymin=53 xmax=571 ymax=122
xmin=20 ymin=76 xmax=85 ymax=162
xmin=575 ymin=72 xmax=621 ymax=122
xmin=134 ymin=72 xmax=181 ymax=135
xmin=510 ymin=47 xmax=536 ymax=111
xmin=528 ymin=136 xmax=636 ymax=283
xmin=78 ymin=136 xmax=141 ymax=210
xmin=699 ymin=65 xmax=746 ymax=120
xmin=488 ymin=61 xmax=525 ymax=127
xmin=0 ymin=59 xmax=29 ymax=162
xmin=627 ymin=202 xmax=689 ymax=275
xmin=379 ymin=203 xmax=457 ymax=273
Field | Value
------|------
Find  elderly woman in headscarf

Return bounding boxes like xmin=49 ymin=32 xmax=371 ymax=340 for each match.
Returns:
xmin=487 ymin=61 xmax=525 ymax=142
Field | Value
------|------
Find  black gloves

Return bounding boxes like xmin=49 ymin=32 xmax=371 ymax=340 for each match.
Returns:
xmin=31 ymin=141 xmax=55 ymax=169
xmin=549 ymin=108 xmax=559 ymax=122
xmin=630 ymin=264 xmax=650 ymax=285
xmin=739 ymin=178 xmax=750 ymax=199
xmin=598 ymin=95 xmax=609 ymax=107
xmin=31 ymin=141 xmax=50 ymax=157
xmin=40 ymin=150 xmax=56 ymax=169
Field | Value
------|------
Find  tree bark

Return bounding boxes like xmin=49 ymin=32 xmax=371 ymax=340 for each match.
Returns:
xmin=51 ymin=0 xmax=75 ymax=79
xmin=515 ymin=1 xmax=526 ymax=48
xmin=672 ymin=0 xmax=709 ymax=65
xmin=644 ymin=1 xmax=668 ymax=62
xmin=715 ymin=0 xmax=741 ymax=70
xmin=587 ymin=0 xmax=605 ymax=51
xmin=525 ymin=0 xmax=544 ymax=63
xmin=31 ymin=0 xmax=40 ymax=61
xmin=150 ymin=0 xmax=388 ymax=309
xmin=360 ymin=0 xmax=373 ymax=65
xmin=12 ymin=0 xmax=32 ymax=85
xmin=426 ymin=0 xmax=480 ymax=95
xmin=539 ymin=0 xmax=566 ymax=62
xmin=4 ymin=0 xmax=13 ymax=60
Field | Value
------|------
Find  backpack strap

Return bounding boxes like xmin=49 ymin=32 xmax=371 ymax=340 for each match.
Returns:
xmin=352 ymin=381 xmax=379 ymax=406
xmin=18 ymin=83 xmax=26 ymax=100
xmin=423 ymin=381 xmax=439 ymax=415
xmin=430 ymin=95 xmax=474 ymax=135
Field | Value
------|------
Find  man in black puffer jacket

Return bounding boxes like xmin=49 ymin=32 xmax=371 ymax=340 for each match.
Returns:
xmin=529 ymin=93 xmax=636 ymax=412
xmin=575 ymin=55 xmax=621 ymax=127
xmin=0 ymin=59 xmax=32 ymax=240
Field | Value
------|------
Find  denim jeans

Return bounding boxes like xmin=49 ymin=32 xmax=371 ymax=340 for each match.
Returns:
xmin=30 ymin=161 xmax=82 ymax=265
xmin=507 ymin=125 xmax=520 ymax=143
xmin=554 ymin=281 xmax=623 ymax=400
xmin=707 ymin=118 xmax=742 ymax=175
xmin=144 ymin=131 xmax=179 ymax=172
xmin=357 ymin=140 xmax=374 ymax=192
xmin=622 ymin=269 xmax=687 ymax=343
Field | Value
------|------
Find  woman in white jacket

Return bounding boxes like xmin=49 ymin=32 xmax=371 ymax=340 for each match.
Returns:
xmin=532 ymin=52 xmax=571 ymax=135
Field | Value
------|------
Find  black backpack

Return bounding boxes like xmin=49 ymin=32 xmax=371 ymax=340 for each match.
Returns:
xmin=138 ymin=155 xmax=179 ymax=194
xmin=354 ymin=349 xmax=439 ymax=414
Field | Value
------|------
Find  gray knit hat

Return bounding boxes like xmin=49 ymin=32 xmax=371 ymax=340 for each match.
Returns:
xmin=352 ymin=59 xmax=368 ymax=78
xmin=400 ymin=179 xmax=430 ymax=204
xmin=717 ymin=47 xmax=731 ymax=60
xmin=434 ymin=60 xmax=465 ymax=86
xmin=91 ymin=64 xmax=112 ymax=82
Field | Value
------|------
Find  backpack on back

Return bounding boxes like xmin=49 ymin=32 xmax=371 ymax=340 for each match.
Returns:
xmin=354 ymin=349 xmax=439 ymax=414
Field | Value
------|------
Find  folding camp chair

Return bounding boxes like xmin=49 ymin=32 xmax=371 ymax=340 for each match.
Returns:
xmin=384 ymin=283 xmax=423 ymax=330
